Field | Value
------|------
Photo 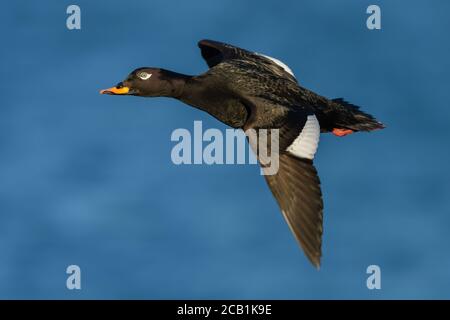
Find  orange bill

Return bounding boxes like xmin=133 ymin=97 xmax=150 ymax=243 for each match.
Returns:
xmin=100 ymin=86 xmax=130 ymax=95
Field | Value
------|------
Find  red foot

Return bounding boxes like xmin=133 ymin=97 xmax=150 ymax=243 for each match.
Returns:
xmin=332 ymin=128 xmax=354 ymax=137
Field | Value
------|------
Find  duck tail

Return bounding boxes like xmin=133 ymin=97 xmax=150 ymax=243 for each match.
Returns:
xmin=317 ymin=98 xmax=385 ymax=135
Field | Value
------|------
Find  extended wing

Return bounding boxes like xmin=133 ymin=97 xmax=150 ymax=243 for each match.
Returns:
xmin=248 ymin=110 xmax=324 ymax=268
xmin=198 ymin=39 xmax=298 ymax=83
xmin=197 ymin=40 xmax=324 ymax=267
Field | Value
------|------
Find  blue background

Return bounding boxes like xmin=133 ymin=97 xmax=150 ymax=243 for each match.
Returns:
xmin=1 ymin=0 xmax=449 ymax=299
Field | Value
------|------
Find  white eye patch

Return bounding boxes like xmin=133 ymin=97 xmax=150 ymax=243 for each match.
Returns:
xmin=137 ymin=72 xmax=152 ymax=80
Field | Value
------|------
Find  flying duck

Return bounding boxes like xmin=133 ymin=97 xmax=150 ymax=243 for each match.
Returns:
xmin=100 ymin=39 xmax=384 ymax=268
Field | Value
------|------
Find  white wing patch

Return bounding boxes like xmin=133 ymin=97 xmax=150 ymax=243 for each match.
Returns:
xmin=257 ymin=53 xmax=295 ymax=77
xmin=286 ymin=115 xmax=320 ymax=160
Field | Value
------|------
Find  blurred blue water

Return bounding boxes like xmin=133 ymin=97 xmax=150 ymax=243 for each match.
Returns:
xmin=1 ymin=0 xmax=450 ymax=299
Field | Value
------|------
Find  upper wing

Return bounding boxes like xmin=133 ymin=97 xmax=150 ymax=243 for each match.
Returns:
xmin=197 ymin=40 xmax=330 ymax=127
xmin=198 ymin=39 xmax=298 ymax=83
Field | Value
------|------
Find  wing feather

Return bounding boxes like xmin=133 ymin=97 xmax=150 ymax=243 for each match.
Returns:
xmin=265 ymin=154 xmax=323 ymax=268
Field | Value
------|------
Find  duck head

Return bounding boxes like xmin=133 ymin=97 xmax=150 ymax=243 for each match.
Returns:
xmin=100 ymin=68 xmax=188 ymax=98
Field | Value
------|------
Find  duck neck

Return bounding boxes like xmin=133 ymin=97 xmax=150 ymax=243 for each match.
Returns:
xmin=159 ymin=70 xmax=192 ymax=99
xmin=177 ymin=77 xmax=201 ymax=104
xmin=176 ymin=76 xmax=249 ymax=129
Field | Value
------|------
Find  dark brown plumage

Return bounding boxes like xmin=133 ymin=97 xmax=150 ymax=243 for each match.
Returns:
xmin=100 ymin=39 xmax=384 ymax=268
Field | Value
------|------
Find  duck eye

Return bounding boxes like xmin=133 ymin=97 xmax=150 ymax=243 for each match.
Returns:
xmin=137 ymin=72 xmax=152 ymax=80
